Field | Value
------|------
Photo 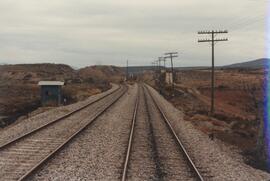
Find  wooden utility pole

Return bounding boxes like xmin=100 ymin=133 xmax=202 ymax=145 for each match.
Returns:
xmin=126 ymin=60 xmax=129 ymax=81
xmin=157 ymin=59 xmax=160 ymax=71
xmin=198 ymin=30 xmax=228 ymax=114
xmin=151 ymin=61 xmax=158 ymax=79
xmin=158 ymin=57 xmax=164 ymax=72
xmin=158 ymin=56 xmax=166 ymax=70
xmin=161 ymin=57 xmax=166 ymax=68
xmin=157 ymin=58 xmax=163 ymax=93
xmin=164 ymin=52 xmax=178 ymax=95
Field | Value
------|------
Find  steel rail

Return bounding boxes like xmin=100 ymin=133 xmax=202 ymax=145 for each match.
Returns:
xmin=0 ymin=85 xmax=122 ymax=150
xmin=18 ymin=85 xmax=128 ymax=181
xmin=143 ymin=84 xmax=204 ymax=181
xmin=121 ymin=85 xmax=139 ymax=181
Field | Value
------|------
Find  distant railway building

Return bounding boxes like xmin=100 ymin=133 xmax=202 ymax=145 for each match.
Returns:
xmin=38 ymin=81 xmax=64 ymax=106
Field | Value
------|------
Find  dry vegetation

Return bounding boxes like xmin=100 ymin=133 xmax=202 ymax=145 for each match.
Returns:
xmin=79 ymin=65 xmax=125 ymax=83
xmin=0 ymin=64 xmax=124 ymax=127
xmin=144 ymin=68 xmax=266 ymax=169
xmin=173 ymin=68 xmax=264 ymax=150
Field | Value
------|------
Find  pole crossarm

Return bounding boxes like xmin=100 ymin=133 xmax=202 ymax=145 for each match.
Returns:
xmin=165 ymin=52 xmax=178 ymax=55
xmin=164 ymin=55 xmax=178 ymax=59
xmin=198 ymin=30 xmax=228 ymax=34
xmin=198 ymin=38 xmax=228 ymax=43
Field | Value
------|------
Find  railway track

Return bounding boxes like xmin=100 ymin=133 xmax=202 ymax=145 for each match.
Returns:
xmin=144 ymin=84 xmax=204 ymax=180
xmin=0 ymin=85 xmax=127 ymax=181
xmin=121 ymin=85 xmax=139 ymax=181
xmin=0 ymin=85 xmax=122 ymax=149
xmin=121 ymin=84 xmax=204 ymax=180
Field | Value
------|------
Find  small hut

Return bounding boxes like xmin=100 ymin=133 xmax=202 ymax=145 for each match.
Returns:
xmin=38 ymin=81 xmax=64 ymax=106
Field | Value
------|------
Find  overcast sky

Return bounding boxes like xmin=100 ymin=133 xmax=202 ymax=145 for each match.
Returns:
xmin=0 ymin=0 xmax=267 ymax=67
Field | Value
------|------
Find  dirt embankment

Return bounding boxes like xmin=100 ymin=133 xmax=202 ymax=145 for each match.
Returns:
xmin=0 ymin=64 xmax=124 ymax=127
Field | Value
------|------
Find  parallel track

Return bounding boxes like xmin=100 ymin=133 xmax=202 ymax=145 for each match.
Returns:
xmin=0 ymin=85 xmax=121 ymax=149
xmin=144 ymin=84 xmax=204 ymax=181
xmin=0 ymin=85 xmax=127 ymax=181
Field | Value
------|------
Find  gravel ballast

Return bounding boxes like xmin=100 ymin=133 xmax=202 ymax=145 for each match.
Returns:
xmin=144 ymin=86 xmax=195 ymax=180
xmin=0 ymin=84 xmax=119 ymax=145
xmin=127 ymin=85 xmax=157 ymax=180
xmin=0 ymin=85 xmax=125 ymax=180
xmin=27 ymin=84 xmax=138 ymax=180
xmin=2 ymin=82 xmax=269 ymax=180
xmin=146 ymin=84 xmax=270 ymax=181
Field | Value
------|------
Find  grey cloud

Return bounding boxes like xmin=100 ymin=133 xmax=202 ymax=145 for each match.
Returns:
xmin=0 ymin=0 xmax=266 ymax=67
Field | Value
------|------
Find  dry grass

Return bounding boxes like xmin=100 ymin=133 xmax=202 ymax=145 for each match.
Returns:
xmin=152 ymin=68 xmax=264 ymax=151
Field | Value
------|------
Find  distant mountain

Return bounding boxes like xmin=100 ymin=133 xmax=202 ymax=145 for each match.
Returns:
xmin=223 ymin=58 xmax=270 ymax=69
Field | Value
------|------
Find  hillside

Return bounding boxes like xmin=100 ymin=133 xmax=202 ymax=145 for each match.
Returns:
xmin=0 ymin=64 xmax=125 ymax=127
xmin=224 ymin=58 xmax=269 ymax=69
xmin=78 ymin=65 xmax=125 ymax=83
xmin=0 ymin=63 xmax=76 ymax=82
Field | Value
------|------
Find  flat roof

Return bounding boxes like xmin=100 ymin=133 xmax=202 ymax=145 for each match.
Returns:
xmin=38 ymin=81 xmax=64 ymax=86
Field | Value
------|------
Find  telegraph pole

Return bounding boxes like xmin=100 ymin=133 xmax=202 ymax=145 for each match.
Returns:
xmin=161 ymin=57 xmax=166 ymax=68
xmin=158 ymin=57 xmax=164 ymax=72
xmin=198 ymin=30 xmax=228 ymax=114
xmin=157 ymin=58 xmax=163 ymax=93
xmin=151 ymin=61 xmax=157 ymax=79
xmin=126 ymin=60 xmax=129 ymax=81
xmin=164 ymin=52 xmax=178 ymax=95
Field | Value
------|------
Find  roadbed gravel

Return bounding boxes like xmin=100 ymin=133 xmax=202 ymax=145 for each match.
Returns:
xmin=2 ymin=82 xmax=269 ymax=180
xmin=0 ymin=84 xmax=123 ymax=180
xmin=146 ymin=84 xmax=270 ymax=181
xmin=0 ymin=84 xmax=119 ymax=145
xmin=27 ymin=84 xmax=138 ymax=180
xmin=144 ymin=86 xmax=195 ymax=180
xmin=127 ymin=85 xmax=157 ymax=180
